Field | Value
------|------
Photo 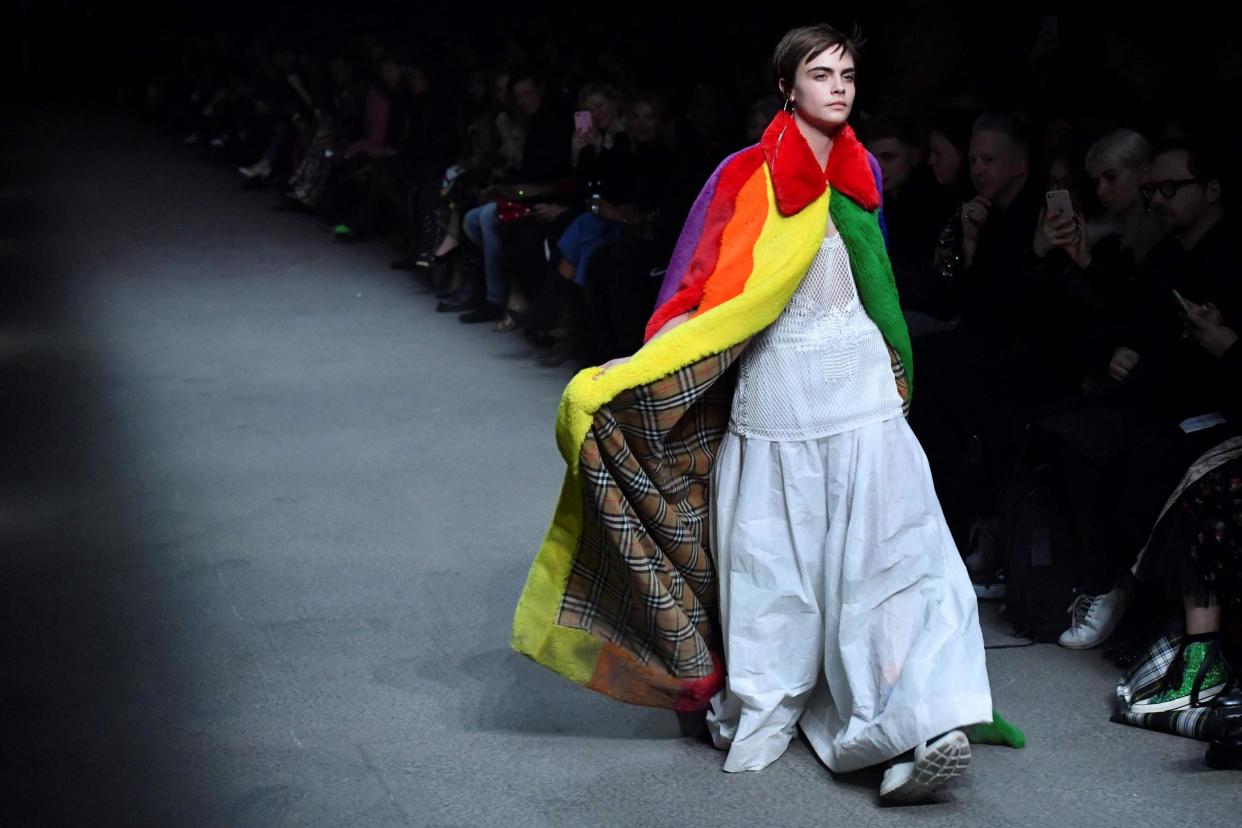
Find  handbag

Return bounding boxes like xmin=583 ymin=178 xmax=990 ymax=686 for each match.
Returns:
xmin=496 ymin=197 xmax=533 ymax=223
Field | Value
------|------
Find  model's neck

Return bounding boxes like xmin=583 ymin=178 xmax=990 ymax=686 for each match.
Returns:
xmin=793 ymin=112 xmax=842 ymax=172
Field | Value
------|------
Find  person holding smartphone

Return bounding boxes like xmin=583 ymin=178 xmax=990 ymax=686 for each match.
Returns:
xmin=1026 ymin=136 xmax=1240 ymax=654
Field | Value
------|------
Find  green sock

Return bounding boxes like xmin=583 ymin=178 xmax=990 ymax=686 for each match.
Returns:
xmin=968 ymin=710 xmax=1026 ymax=748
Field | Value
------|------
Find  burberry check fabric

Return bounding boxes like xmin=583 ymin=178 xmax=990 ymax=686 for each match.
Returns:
xmin=555 ymin=338 xmax=909 ymax=681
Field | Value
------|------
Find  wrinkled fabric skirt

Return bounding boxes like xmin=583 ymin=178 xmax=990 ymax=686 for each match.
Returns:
xmin=704 ymin=415 xmax=993 ymax=773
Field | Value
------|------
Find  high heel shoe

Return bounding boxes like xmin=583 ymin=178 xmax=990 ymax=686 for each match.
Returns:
xmin=413 ymin=243 xmax=461 ymax=271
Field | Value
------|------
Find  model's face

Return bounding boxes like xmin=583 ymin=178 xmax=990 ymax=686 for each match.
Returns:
xmin=926 ymin=130 xmax=962 ymax=186
xmin=969 ymin=129 xmax=1027 ymax=199
xmin=1143 ymin=150 xmax=1213 ymax=233
xmin=584 ymin=92 xmax=619 ymax=130
xmin=782 ymin=45 xmax=855 ymax=131
xmin=870 ymin=137 xmax=918 ymax=193
xmin=628 ymin=101 xmax=659 ymax=143
xmin=1088 ymin=162 xmax=1144 ymax=215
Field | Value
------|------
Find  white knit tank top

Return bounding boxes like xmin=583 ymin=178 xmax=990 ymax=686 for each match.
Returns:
xmin=728 ymin=231 xmax=904 ymax=440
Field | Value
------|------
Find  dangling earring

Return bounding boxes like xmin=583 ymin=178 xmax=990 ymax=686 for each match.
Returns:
xmin=783 ymin=96 xmax=795 ymax=113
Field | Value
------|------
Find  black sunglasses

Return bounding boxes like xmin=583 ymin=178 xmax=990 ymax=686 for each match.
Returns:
xmin=1139 ymin=177 xmax=1203 ymax=200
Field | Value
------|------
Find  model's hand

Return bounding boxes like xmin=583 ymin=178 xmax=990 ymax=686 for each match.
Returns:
xmin=592 ymin=355 xmax=631 ymax=379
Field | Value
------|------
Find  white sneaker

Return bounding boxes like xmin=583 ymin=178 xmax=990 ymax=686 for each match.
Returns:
xmin=238 ymin=159 xmax=272 ymax=180
xmin=1057 ymin=587 xmax=1130 ymax=649
xmin=879 ymin=730 xmax=971 ymax=803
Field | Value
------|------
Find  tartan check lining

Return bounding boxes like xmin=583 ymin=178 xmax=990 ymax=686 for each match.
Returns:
xmin=556 ymin=334 xmax=911 ymax=678
xmin=556 ymin=344 xmax=745 ymax=677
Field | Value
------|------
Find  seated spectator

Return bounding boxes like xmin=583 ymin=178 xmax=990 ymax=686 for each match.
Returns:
xmin=317 ymin=53 xmax=404 ymax=236
xmin=391 ymin=67 xmax=509 ymax=280
xmin=454 ymin=67 xmax=572 ymax=324
xmin=543 ymin=91 xmax=681 ymax=367
xmin=909 ymin=110 xmax=1057 ymax=549
xmin=1111 ymin=302 xmax=1242 ymax=740
xmin=1127 ymin=364 xmax=1241 ymax=715
xmin=507 ymin=83 xmax=636 ymax=345
xmin=923 ymin=106 xmax=979 ymax=316
xmin=237 ymin=44 xmax=316 ymax=185
xmin=926 ymin=106 xmax=975 ymax=200
xmin=283 ymin=55 xmax=366 ymax=211
xmin=861 ymin=117 xmax=952 ymax=316
xmin=344 ymin=60 xmax=455 ymax=242
xmin=1030 ymin=128 xmax=1164 ymax=394
xmin=1030 ymin=135 xmax=1239 ymax=649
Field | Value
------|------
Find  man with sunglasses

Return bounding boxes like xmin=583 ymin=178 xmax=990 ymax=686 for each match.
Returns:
xmin=1111 ymin=138 xmax=1232 ymax=396
xmin=1036 ymin=135 xmax=1238 ymax=653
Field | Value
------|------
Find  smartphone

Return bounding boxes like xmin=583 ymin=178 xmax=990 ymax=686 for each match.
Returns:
xmin=573 ymin=110 xmax=593 ymax=134
xmin=1172 ymin=288 xmax=1192 ymax=314
xmin=1045 ymin=188 xmax=1073 ymax=219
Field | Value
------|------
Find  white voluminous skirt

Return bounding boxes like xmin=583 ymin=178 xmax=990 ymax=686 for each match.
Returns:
xmin=704 ymin=414 xmax=994 ymax=774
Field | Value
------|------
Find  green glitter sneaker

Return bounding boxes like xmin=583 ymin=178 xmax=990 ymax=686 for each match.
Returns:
xmin=1132 ymin=639 xmax=1232 ymax=713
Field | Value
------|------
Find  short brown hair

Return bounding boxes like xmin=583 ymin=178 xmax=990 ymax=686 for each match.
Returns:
xmin=771 ymin=23 xmax=866 ymax=98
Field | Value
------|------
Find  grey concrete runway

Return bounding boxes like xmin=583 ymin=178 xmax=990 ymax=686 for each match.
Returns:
xmin=3 ymin=106 xmax=1239 ymax=826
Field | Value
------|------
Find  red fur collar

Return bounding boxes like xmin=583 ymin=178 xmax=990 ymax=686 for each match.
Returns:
xmin=759 ymin=108 xmax=879 ymax=215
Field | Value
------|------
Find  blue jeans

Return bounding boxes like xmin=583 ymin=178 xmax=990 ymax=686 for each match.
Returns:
xmin=557 ymin=211 xmax=624 ymax=286
xmin=463 ymin=202 xmax=508 ymax=305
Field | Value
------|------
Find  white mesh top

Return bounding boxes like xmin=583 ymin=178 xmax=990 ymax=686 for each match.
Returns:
xmin=728 ymin=231 xmax=905 ymax=440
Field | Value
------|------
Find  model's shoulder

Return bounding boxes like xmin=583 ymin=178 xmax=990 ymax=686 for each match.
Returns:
xmin=716 ymin=143 xmax=764 ymax=173
xmin=863 ymin=149 xmax=882 ymax=187
xmin=699 ymin=144 xmax=765 ymax=193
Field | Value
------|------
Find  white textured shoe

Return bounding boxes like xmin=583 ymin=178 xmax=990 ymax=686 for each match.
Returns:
xmin=1057 ymin=587 xmax=1130 ymax=649
xmin=879 ymin=730 xmax=971 ymax=803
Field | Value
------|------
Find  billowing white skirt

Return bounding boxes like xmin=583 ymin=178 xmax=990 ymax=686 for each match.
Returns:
xmin=704 ymin=415 xmax=993 ymax=774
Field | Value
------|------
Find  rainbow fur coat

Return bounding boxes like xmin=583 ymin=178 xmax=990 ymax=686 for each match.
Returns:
xmin=511 ymin=108 xmax=913 ymax=711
